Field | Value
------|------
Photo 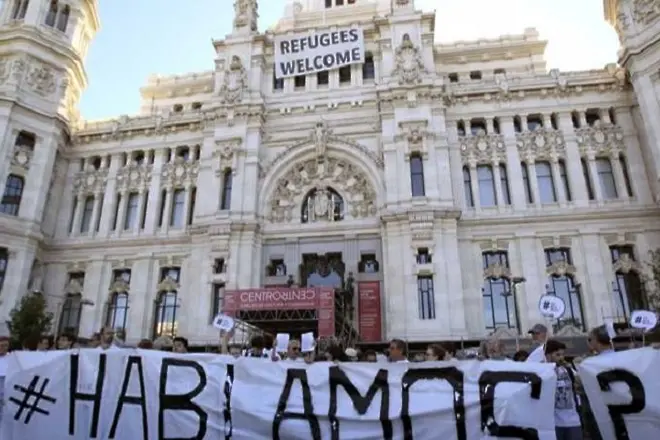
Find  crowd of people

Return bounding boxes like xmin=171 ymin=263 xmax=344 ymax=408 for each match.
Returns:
xmin=1 ymin=322 xmax=657 ymax=440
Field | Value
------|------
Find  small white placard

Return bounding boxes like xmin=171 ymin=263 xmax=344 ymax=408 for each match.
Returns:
xmin=603 ymin=317 xmax=617 ymax=339
xmin=630 ymin=310 xmax=658 ymax=331
xmin=275 ymin=333 xmax=290 ymax=353
xmin=212 ymin=314 xmax=235 ymax=332
xmin=301 ymin=332 xmax=315 ymax=353
xmin=538 ymin=294 xmax=566 ymax=319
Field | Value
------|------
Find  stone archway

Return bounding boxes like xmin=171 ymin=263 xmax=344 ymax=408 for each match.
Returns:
xmin=267 ymin=155 xmax=377 ymax=223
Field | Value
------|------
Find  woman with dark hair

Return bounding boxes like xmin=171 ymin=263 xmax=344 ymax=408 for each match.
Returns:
xmin=513 ymin=350 xmax=529 ymax=362
xmin=425 ymin=344 xmax=448 ymax=361
xmin=325 ymin=344 xmax=349 ymax=362
xmin=137 ymin=339 xmax=153 ymax=349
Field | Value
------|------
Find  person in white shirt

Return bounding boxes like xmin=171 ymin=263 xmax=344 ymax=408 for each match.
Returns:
xmin=525 ymin=323 xmax=548 ymax=362
xmin=545 ymin=339 xmax=583 ymax=440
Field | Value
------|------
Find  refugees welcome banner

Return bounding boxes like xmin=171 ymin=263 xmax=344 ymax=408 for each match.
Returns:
xmin=274 ymin=27 xmax=365 ymax=79
xmin=2 ymin=350 xmax=557 ymax=439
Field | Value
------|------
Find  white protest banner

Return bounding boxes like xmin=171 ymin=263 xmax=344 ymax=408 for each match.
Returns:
xmin=1 ymin=350 xmax=558 ymax=439
xmin=578 ymin=348 xmax=660 ymax=439
xmin=274 ymin=27 xmax=364 ymax=79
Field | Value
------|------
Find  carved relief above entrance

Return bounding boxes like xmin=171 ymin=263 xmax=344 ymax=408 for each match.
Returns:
xmin=269 ymin=156 xmax=377 ymax=223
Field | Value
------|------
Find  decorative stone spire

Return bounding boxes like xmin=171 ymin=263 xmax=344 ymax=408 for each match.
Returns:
xmin=233 ymin=0 xmax=258 ymax=34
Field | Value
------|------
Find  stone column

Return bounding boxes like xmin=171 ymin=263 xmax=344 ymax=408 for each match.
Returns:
xmin=550 ymin=158 xmax=566 ymax=204
xmin=558 ymin=112 xmax=588 ymax=206
xmin=441 ymin=221 xmax=467 ymax=336
xmin=70 ymin=194 xmax=84 ymax=236
xmin=468 ymin=164 xmax=479 ymax=209
xmin=144 ymin=151 xmax=165 ymax=234
xmin=630 ymin=74 xmax=660 ymax=176
xmin=525 ymin=159 xmax=541 ymax=206
xmin=90 ymin=191 xmax=103 ymax=235
xmin=586 ymin=153 xmax=604 ymax=201
xmin=114 ymin=190 xmax=128 ymax=236
xmin=160 ymin=187 xmax=173 ymax=233
xmin=579 ymin=233 xmax=613 ymax=325
xmin=517 ymin=236 xmax=545 ymax=323
xmin=126 ymin=258 xmax=157 ymax=341
xmin=609 ymin=153 xmax=629 ymax=200
xmin=99 ymin=155 xmax=120 ymax=236
xmin=615 ymin=107 xmax=653 ymax=202
xmin=492 ymin=161 xmax=504 ymax=207
xmin=382 ymin=141 xmax=399 ymax=206
xmin=0 ymin=247 xmax=35 ymax=320
xmin=500 ymin=116 xmax=526 ymax=209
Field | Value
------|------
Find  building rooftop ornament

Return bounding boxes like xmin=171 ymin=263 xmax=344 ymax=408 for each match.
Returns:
xmin=233 ymin=0 xmax=258 ymax=34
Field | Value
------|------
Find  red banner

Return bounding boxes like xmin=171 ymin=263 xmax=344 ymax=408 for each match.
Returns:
xmin=358 ymin=281 xmax=382 ymax=342
xmin=223 ymin=287 xmax=336 ymax=338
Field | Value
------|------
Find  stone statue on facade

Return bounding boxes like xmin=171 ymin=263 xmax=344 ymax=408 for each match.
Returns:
xmin=220 ymin=56 xmax=247 ymax=104
xmin=393 ymin=34 xmax=425 ymax=85
xmin=312 ymin=121 xmax=330 ymax=161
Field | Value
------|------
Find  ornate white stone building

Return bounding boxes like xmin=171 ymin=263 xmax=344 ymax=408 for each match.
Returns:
xmin=0 ymin=0 xmax=659 ymax=346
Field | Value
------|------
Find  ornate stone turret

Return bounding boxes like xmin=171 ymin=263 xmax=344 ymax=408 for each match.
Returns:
xmin=603 ymin=0 xmax=660 ymax=197
xmin=233 ymin=0 xmax=258 ymax=34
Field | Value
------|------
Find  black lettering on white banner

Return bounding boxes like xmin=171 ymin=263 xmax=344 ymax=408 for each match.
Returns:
xmin=479 ymin=371 xmax=542 ymax=440
xmin=272 ymin=368 xmax=321 ymax=440
xmin=69 ymin=353 xmax=106 ymax=438
xmin=223 ymin=364 xmax=234 ymax=440
xmin=158 ymin=358 xmax=207 ymax=440
xmin=328 ymin=366 xmax=392 ymax=440
xmin=401 ymin=367 xmax=466 ymax=440
xmin=596 ymin=369 xmax=646 ymax=440
xmin=109 ymin=355 xmax=148 ymax=439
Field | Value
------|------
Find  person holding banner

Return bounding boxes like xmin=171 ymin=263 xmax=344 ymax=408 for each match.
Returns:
xmin=544 ymin=339 xmax=583 ymax=440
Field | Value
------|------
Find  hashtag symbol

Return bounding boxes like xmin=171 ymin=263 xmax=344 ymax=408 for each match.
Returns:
xmin=8 ymin=375 xmax=57 ymax=424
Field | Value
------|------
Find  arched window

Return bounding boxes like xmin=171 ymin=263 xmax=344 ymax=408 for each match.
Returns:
xmin=153 ymin=267 xmax=180 ymax=337
xmin=0 ymin=248 xmax=7 ymax=292
xmin=0 ymin=174 xmax=25 ymax=216
xmin=409 ymin=153 xmax=425 ymax=197
xmin=462 ymin=166 xmax=474 ymax=207
xmin=106 ymin=269 xmax=130 ymax=331
xmin=610 ymin=245 xmax=646 ymax=320
xmin=544 ymin=248 xmax=585 ymax=331
xmin=362 ymin=51 xmax=375 ymax=80
xmin=58 ymin=294 xmax=82 ymax=336
xmin=301 ymin=187 xmax=344 ymax=223
xmin=56 ymin=5 xmax=69 ymax=32
xmin=481 ymin=251 xmax=519 ymax=331
xmin=220 ymin=168 xmax=232 ymax=210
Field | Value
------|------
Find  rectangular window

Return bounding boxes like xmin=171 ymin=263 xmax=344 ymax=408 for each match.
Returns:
xmin=170 ymin=189 xmax=185 ymax=228
xmin=596 ymin=158 xmax=618 ymax=199
xmin=409 ymin=154 xmax=425 ymax=197
xmin=417 ymin=275 xmax=435 ymax=320
xmin=211 ymin=283 xmax=225 ymax=321
xmin=221 ymin=169 xmax=232 ymax=210
xmin=499 ymin=164 xmax=511 ymax=205
xmin=157 ymin=189 xmax=167 ymax=227
xmin=317 ymin=71 xmax=329 ymax=86
xmin=80 ymin=196 xmax=94 ymax=233
xmin=124 ymin=192 xmax=139 ymax=230
xmin=521 ymin=162 xmax=533 ymax=203
xmin=187 ymin=187 xmax=196 ymax=225
xmin=535 ymin=161 xmax=557 ymax=203
xmin=559 ymin=160 xmax=571 ymax=201
xmin=476 ymin=165 xmax=496 ymax=207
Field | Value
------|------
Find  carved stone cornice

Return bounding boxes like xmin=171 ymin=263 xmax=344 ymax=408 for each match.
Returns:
xmin=516 ymin=128 xmax=566 ymax=162
xmin=460 ymin=131 xmax=506 ymax=165
xmin=483 ymin=262 xmax=511 ymax=280
xmin=612 ymin=253 xmax=643 ymax=274
xmin=575 ymin=124 xmax=625 ymax=157
xmin=546 ymin=260 xmax=576 ymax=277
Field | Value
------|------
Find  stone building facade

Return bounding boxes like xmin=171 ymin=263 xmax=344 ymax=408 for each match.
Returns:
xmin=0 ymin=0 xmax=659 ymax=346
